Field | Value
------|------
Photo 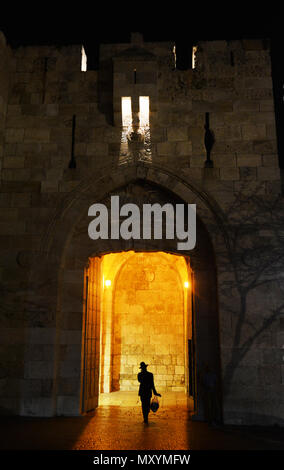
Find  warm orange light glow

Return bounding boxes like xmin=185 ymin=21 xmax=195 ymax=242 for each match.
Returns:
xmin=139 ymin=96 xmax=149 ymax=127
xmin=97 ymin=251 xmax=190 ymax=395
xmin=184 ymin=281 xmax=189 ymax=289
xmin=192 ymin=46 xmax=197 ymax=69
xmin=121 ymin=97 xmax=132 ymax=127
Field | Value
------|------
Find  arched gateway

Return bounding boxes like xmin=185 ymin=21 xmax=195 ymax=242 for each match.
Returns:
xmin=24 ymin=162 xmax=225 ymax=419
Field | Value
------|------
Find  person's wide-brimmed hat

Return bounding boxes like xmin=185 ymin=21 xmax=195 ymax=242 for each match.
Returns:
xmin=139 ymin=362 xmax=148 ymax=368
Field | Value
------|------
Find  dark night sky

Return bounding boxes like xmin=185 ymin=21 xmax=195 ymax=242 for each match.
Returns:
xmin=1 ymin=7 xmax=282 ymax=62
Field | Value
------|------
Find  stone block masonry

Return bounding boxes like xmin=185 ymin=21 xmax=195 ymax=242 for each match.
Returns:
xmin=0 ymin=35 xmax=280 ymax=209
xmin=112 ymin=253 xmax=185 ymax=392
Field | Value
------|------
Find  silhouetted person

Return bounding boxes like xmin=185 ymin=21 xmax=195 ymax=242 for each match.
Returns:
xmin=138 ymin=362 xmax=161 ymax=424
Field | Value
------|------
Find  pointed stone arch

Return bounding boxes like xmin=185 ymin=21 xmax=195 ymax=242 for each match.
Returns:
xmin=23 ymin=162 xmax=228 ymax=417
xmin=37 ymin=162 xmax=228 ymax=262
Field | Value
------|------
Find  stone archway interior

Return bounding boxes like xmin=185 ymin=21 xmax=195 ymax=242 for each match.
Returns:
xmin=54 ymin=176 xmax=220 ymax=416
xmin=83 ymin=251 xmax=192 ymax=408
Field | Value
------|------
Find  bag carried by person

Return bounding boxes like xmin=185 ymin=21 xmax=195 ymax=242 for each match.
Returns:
xmin=150 ymin=395 xmax=159 ymax=412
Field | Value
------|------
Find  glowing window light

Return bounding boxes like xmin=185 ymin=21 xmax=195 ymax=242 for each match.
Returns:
xmin=121 ymin=97 xmax=132 ymax=127
xmin=192 ymin=46 xmax=197 ymax=69
xmin=139 ymin=96 xmax=149 ymax=127
xmin=105 ymin=279 xmax=111 ymax=287
xmin=173 ymin=44 xmax=177 ymax=69
xmin=81 ymin=46 xmax=87 ymax=72
xmin=184 ymin=281 xmax=189 ymax=289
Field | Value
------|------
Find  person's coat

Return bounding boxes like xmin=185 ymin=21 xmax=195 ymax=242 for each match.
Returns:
xmin=138 ymin=370 xmax=158 ymax=398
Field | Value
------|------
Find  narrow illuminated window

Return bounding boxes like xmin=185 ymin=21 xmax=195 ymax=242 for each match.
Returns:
xmin=81 ymin=46 xmax=87 ymax=72
xmin=121 ymin=97 xmax=132 ymax=127
xmin=173 ymin=44 xmax=177 ymax=69
xmin=139 ymin=96 xmax=149 ymax=127
xmin=192 ymin=46 xmax=197 ymax=69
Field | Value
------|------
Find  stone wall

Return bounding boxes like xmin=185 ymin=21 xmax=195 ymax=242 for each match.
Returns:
xmin=112 ymin=252 xmax=186 ymax=392
xmin=0 ymin=35 xmax=280 ymax=212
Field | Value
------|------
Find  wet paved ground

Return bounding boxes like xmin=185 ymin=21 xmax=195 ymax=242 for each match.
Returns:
xmin=1 ymin=401 xmax=284 ymax=451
